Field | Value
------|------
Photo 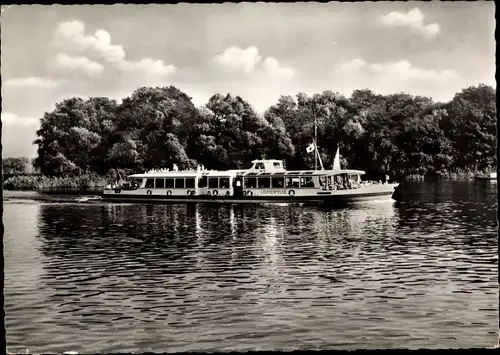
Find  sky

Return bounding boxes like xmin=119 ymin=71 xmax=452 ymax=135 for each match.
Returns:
xmin=1 ymin=2 xmax=496 ymax=158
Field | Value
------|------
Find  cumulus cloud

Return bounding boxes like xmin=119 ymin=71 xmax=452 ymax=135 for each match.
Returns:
xmin=54 ymin=20 xmax=176 ymax=76
xmin=213 ymin=46 xmax=262 ymax=73
xmin=53 ymin=53 xmax=104 ymax=75
xmin=118 ymin=58 xmax=176 ymax=76
xmin=1 ymin=112 xmax=40 ymax=158
xmin=262 ymin=57 xmax=295 ymax=79
xmin=4 ymin=76 xmax=62 ymax=88
xmin=339 ymin=58 xmax=457 ymax=81
xmin=1 ymin=112 xmax=39 ymax=127
xmin=380 ymin=8 xmax=440 ymax=38
xmin=336 ymin=58 xmax=460 ymax=101
xmin=213 ymin=45 xmax=295 ymax=79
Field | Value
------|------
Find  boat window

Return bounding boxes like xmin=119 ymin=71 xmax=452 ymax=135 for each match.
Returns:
xmin=244 ymin=177 xmax=257 ymax=188
xmin=300 ymin=176 xmax=315 ymax=188
xmin=175 ymin=178 xmax=185 ymax=189
xmin=145 ymin=178 xmax=155 ymax=189
xmin=220 ymin=177 xmax=230 ymax=189
xmin=186 ymin=178 xmax=195 ymax=188
xmin=271 ymin=176 xmax=284 ymax=188
xmin=273 ymin=162 xmax=281 ymax=168
xmin=155 ymin=178 xmax=165 ymax=188
xmin=257 ymin=177 xmax=271 ymax=188
xmin=198 ymin=176 xmax=207 ymax=188
xmin=286 ymin=177 xmax=299 ymax=188
xmin=255 ymin=162 xmax=265 ymax=169
xmin=208 ymin=177 xmax=218 ymax=188
xmin=165 ymin=178 xmax=175 ymax=188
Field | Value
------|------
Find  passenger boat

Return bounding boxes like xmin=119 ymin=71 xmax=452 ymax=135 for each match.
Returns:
xmin=102 ymin=155 xmax=399 ymax=205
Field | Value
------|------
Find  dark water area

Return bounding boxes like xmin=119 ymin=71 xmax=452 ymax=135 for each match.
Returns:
xmin=3 ymin=180 xmax=498 ymax=353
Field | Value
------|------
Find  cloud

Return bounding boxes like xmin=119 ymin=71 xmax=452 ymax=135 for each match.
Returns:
xmin=336 ymin=58 xmax=460 ymax=101
xmin=54 ymin=20 xmax=176 ymax=76
xmin=118 ymin=58 xmax=176 ymax=76
xmin=1 ymin=112 xmax=40 ymax=158
xmin=339 ymin=58 xmax=458 ymax=81
xmin=213 ymin=45 xmax=262 ymax=73
xmin=380 ymin=8 xmax=440 ymax=38
xmin=1 ymin=112 xmax=39 ymax=127
xmin=262 ymin=57 xmax=295 ymax=79
xmin=53 ymin=53 xmax=104 ymax=75
xmin=213 ymin=46 xmax=295 ymax=79
xmin=4 ymin=76 xmax=62 ymax=88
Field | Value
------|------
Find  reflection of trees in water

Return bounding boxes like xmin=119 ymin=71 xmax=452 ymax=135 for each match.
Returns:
xmin=38 ymin=204 xmax=203 ymax=283
xmin=37 ymin=201 xmax=401 ymax=286
xmin=395 ymin=182 xmax=497 ymax=252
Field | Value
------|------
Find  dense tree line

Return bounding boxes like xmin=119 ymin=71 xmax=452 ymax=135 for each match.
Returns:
xmin=2 ymin=157 xmax=37 ymax=174
xmin=31 ymin=84 xmax=496 ymax=180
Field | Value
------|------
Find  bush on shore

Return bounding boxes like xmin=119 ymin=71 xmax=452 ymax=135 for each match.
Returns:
xmin=3 ymin=173 xmax=109 ymax=191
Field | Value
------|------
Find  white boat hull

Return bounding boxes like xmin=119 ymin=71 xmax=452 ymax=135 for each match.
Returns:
xmin=102 ymin=183 xmax=399 ymax=205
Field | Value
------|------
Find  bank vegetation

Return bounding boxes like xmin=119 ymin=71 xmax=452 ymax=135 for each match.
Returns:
xmin=3 ymin=84 xmax=496 ymax=190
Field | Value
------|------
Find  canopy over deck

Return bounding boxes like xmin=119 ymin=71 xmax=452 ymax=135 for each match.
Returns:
xmin=129 ymin=171 xmax=201 ymax=179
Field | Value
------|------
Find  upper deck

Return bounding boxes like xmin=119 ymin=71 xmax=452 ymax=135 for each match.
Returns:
xmin=128 ymin=159 xmax=366 ymax=179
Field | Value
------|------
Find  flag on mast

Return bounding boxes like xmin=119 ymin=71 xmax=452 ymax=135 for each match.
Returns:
xmin=332 ymin=146 xmax=341 ymax=171
xmin=306 ymin=142 xmax=315 ymax=153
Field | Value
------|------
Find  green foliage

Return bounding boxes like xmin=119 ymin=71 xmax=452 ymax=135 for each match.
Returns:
xmin=3 ymin=173 xmax=108 ymax=190
xmin=2 ymin=157 xmax=33 ymax=174
xmin=29 ymin=84 xmax=495 ymax=181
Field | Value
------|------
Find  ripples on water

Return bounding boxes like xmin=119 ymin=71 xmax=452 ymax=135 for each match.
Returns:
xmin=3 ymin=181 xmax=498 ymax=352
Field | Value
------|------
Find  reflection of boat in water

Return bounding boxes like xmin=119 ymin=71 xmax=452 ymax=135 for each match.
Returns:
xmin=474 ymin=171 xmax=497 ymax=181
xmin=102 ymin=158 xmax=399 ymax=205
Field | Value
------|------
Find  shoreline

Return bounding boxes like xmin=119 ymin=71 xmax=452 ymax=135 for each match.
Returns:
xmin=3 ymin=177 xmax=496 ymax=194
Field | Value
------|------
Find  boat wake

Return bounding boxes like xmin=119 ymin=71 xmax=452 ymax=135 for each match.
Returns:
xmin=76 ymin=196 xmax=103 ymax=203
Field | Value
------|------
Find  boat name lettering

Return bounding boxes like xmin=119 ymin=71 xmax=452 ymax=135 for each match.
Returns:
xmin=260 ymin=189 xmax=287 ymax=195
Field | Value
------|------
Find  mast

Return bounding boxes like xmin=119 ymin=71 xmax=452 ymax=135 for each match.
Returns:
xmin=314 ymin=115 xmax=318 ymax=170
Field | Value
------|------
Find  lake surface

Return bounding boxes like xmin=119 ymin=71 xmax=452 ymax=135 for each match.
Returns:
xmin=3 ymin=181 xmax=498 ymax=353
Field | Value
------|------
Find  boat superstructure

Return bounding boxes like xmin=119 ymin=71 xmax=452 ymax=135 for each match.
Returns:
xmin=102 ymin=158 xmax=399 ymax=204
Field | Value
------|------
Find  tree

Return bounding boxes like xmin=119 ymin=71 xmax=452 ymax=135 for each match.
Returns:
xmin=442 ymin=84 xmax=496 ymax=172
xmin=2 ymin=157 xmax=31 ymax=174
xmin=34 ymin=97 xmax=119 ymax=175
xmin=29 ymin=84 xmax=495 ymax=180
xmin=114 ymin=86 xmax=197 ymax=170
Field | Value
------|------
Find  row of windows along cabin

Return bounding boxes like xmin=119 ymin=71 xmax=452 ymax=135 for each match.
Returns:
xmin=128 ymin=173 xmax=362 ymax=190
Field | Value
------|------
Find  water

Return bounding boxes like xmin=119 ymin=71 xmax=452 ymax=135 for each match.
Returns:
xmin=3 ymin=181 xmax=498 ymax=352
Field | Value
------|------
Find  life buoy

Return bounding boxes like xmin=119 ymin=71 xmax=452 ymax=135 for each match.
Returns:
xmin=166 ymin=190 xmax=172 ymax=196
xmin=187 ymin=190 xmax=191 ymax=195
xmin=289 ymin=189 xmax=295 ymax=196
xmin=213 ymin=190 xmax=219 ymax=196
xmin=190 ymin=190 xmax=195 ymax=196
xmin=247 ymin=190 xmax=253 ymax=196
xmin=147 ymin=190 xmax=152 ymax=195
